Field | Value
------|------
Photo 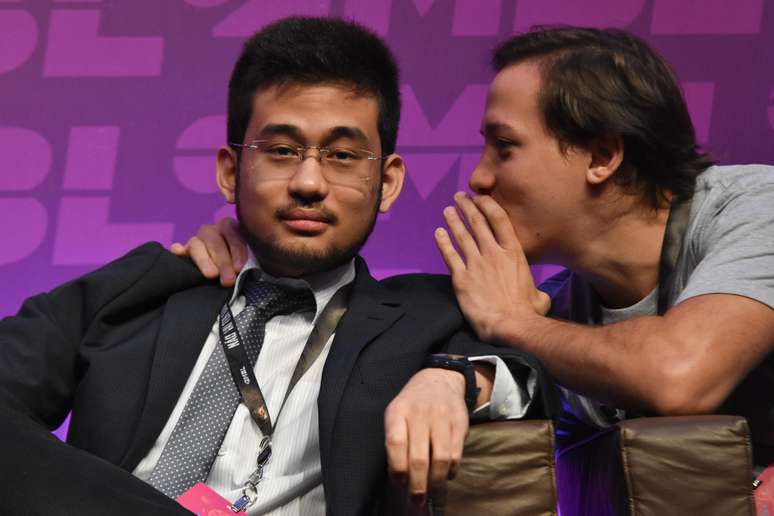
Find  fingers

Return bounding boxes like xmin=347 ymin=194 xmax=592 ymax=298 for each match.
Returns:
xmin=434 ymin=228 xmax=465 ymax=275
xmin=186 ymin=237 xmax=220 ymax=279
xmin=169 ymin=242 xmax=187 ymax=256
xmin=385 ymin=370 xmax=470 ymax=507
xmin=442 ymin=205 xmax=480 ymax=262
xmin=427 ymin=422 xmax=452 ymax=489
xmin=385 ymin=404 xmax=410 ymax=482
xmin=448 ymin=415 xmax=467 ymax=480
xmin=216 ymin=217 xmax=248 ymax=272
xmin=407 ymin=418 xmax=431 ymax=502
xmin=453 ymin=192 xmax=498 ymax=250
xmin=169 ymin=218 xmax=246 ymax=287
xmin=194 ymin=225 xmax=237 ymax=287
xmin=472 ymin=195 xmax=522 ymax=251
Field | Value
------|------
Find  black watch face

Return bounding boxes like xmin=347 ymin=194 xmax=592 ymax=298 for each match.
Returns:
xmin=434 ymin=353 xmax=466 ymax=361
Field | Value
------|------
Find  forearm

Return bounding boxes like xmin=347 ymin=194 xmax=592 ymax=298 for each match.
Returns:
xmin=492 ymin=313 xmax=699 ymax=414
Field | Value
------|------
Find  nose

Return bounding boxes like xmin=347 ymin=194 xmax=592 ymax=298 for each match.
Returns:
xmin=468 ymin=157 xmax=495 ymax=195
xmin=287 ymin=153 xmax=330 ymax=200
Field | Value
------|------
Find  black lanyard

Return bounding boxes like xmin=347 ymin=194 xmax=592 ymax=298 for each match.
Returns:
xmin=218 ymin=283 xmax=351 ymax=512
xmin=588 ymin=195 xmax=693 ymax=325
xmin=219 ymin=283 xmax=351 ymax=437
xmin=656 ymin=196 xmax=693 ymax=315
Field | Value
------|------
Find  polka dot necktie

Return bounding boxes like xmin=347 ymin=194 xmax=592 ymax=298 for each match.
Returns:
xmin=148 ymin=273 xmax=315 ymax=499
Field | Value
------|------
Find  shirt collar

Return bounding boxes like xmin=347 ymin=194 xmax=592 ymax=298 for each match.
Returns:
xmin=230 ymin=249 xmax=356 ymax=318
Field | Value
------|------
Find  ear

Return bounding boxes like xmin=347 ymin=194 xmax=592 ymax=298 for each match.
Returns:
xmin=378 ymin=153 xmax=406 ymax=213
xmin=586 ymin=135 xmax=624 ymax=185
xmin=216 ymin=145 xmax=238 ymax=204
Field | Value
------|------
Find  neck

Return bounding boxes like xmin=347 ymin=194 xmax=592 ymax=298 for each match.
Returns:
xmin=252 ymin=254 xmax=355 ymax=291
xmin=566 ymin=200 xmax=670 ymax=309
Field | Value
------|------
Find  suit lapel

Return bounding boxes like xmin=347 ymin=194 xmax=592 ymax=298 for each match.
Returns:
xmin=318 ymin=258 xmax=405 ymax=466
xmin=120 ymin=283 xmax=231 ymax=470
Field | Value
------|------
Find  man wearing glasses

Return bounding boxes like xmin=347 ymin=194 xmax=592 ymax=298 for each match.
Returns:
xmin=0 ymin=16 xmax=544 ymax=515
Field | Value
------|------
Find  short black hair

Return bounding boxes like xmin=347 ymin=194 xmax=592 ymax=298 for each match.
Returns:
xmin=494 ymin=26 xmax=714 ymax=208
xmin=228 ymin=16 xmax=401 ymax=155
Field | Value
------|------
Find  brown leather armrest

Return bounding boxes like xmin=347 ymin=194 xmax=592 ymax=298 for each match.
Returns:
xmin=386 ymin=419 xmax=557 ymax=515
xmin=557 ymin=415 xmax=756 ymax=516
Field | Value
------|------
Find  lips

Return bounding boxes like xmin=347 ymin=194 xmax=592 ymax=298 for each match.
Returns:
xmin=279 ymin=208 xmax=334 ymax=234
xmin=284 ymin=209 xmax=332 ymax=222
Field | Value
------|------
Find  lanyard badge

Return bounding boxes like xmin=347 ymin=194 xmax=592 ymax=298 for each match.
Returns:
xmin=219 ymin=284 xmax=351 ymax=513
xmin=229 ymin=436 xmax=273 ymax=512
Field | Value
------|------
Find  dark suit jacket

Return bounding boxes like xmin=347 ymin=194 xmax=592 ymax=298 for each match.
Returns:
xmin=0 ymin=243 xmax=554 ymax=515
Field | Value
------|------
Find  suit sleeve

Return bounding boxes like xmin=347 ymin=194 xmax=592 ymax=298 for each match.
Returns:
xmin=0 ymin=243 xmax=195 ymax=515
xmin=443 ymin=328 xmax=561 ymax=420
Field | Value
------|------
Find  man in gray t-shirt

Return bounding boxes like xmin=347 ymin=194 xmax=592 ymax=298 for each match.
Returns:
xmin=430 ymin=27 xmax=774 ymax=469
xmin=541 ymin=164 xmax=774 ymax=464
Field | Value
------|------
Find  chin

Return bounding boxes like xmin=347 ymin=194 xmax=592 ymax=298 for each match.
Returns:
xmin=248 ymin=236 xmax=360 ymax=277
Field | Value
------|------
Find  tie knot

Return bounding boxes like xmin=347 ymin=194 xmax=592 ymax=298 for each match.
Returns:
xmin=241 ymin=273 xmax=315 ymax=318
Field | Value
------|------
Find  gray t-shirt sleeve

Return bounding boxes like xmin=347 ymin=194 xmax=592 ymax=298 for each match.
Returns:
xmin=676 ymin=176 xmax=774 ymax=310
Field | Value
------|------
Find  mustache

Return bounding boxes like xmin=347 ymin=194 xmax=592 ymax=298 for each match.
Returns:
xmin=275 ymin=202 xmax=338 ymax=224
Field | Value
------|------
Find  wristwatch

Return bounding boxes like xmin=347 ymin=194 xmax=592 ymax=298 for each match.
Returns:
xmin=422 ymin=353 xmax=481 ymax=413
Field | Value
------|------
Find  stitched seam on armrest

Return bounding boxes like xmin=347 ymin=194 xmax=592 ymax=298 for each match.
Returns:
xmin=547 ymin=420 xmax=558 ymax=515
xmin=741 ymin=420 xmax=757 ymax=516
xmin=619 ymin=429 xmax=637 ymax=516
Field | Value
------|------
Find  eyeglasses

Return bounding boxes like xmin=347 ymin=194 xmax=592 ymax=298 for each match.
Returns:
xmin=230 ymin=139 xmax=386 ymax=187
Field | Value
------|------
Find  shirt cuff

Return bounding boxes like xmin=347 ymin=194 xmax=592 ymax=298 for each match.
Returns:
xmin=469 ymin=355 xmax=535 ymax=420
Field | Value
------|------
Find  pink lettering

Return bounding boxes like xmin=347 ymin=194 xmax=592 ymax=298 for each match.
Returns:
xmin=343 ymin=0 xmax=392 ymax=35
xmin=0 ymin=9 xmax=37 ymax=75
xmin=173 ymin=156 xmax=219 ymax=194
xmin=174 ymin=116 xmax=225 ymax=194
xmin=183 ymin=0 xmax=229 ymax=6
xmin=398 ymin=84 xmax=487 ymax=147
xmin=212 ymin=0 xmax=331 ymax=37
xmin=0 ymin=199 xmax=47 ymax=266
xmin=652 ymin=0 xmax=763 ymax=35
xmin=53 ymin=197 xmax=173 ymax=265
xmin=177 ymin=115 xmax=225 ymax=149
xmin=63 ymin=127 xmax=120 ymax=190
xmin=514 ymin=0 xmax=645 ymax=31
xmin=402 ymin=153 xmax=461 ymax=200
xmin=452 ymin=0 xmax=500 ymax=36
xmin=0 ymin=128 xmax=51 ymax=191
xmin=43 ymin=10 xmax=164 ymax=77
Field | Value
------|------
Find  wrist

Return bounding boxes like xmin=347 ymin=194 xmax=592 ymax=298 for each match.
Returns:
xmin=473 ymin=363 xmax=495 ymax=408
xmin=423 ymin=354 xmax=480 ymax=413
xmin=489 ymin=313 xmax=544 ymax=348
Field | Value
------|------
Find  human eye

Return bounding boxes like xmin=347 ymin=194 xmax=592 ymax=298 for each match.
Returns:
xmin=325 ymin=148 xmax=361 ymax=165
xmin=261 ymin=142 xmax=299 ymax=160
xmin=487 ymin=136 xmax=516 ymax=160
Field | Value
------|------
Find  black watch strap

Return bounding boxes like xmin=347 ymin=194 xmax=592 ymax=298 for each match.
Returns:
xmin=422 ymin=353 xmax=481 ymax=413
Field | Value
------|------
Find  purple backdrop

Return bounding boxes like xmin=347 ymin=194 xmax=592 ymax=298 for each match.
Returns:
xmin=2 ymin=1 xmax=774 ymax=440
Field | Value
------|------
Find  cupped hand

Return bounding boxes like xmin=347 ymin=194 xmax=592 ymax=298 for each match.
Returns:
xmin=434 ymin=192 xmax=550 ymax=342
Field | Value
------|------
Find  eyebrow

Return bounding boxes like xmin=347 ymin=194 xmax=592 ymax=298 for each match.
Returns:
xmin=325 ymin=126 xmax=369 ymax=145
xmin=258 ymin=124 xmax=304 ymax=140
xmin=481 ymin=121 xmax=516 ymax=136
xmin=256 ymin=124 xmax=370 ymax=146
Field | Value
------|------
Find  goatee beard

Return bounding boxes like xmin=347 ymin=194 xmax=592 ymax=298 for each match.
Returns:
xmin=235 ymin=201 xmax=379 ymax=277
